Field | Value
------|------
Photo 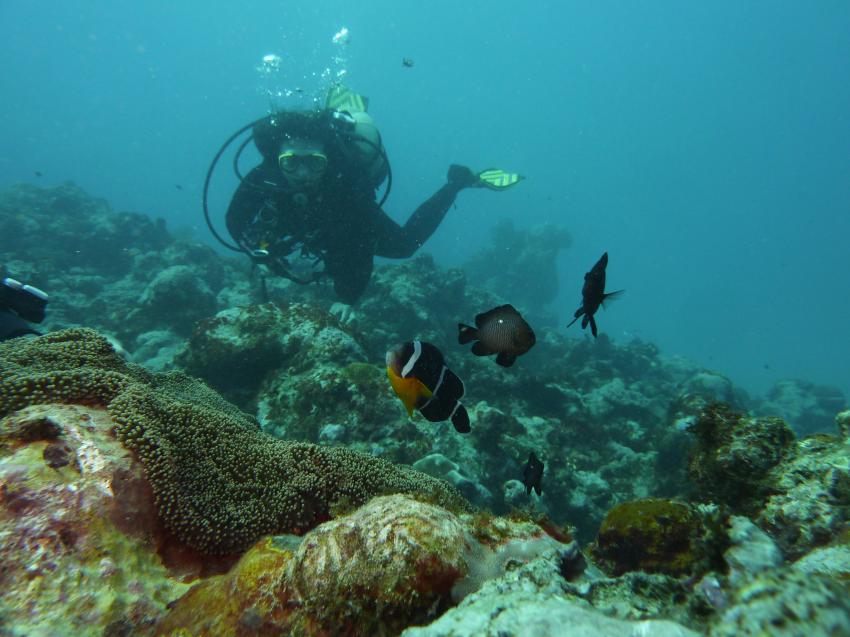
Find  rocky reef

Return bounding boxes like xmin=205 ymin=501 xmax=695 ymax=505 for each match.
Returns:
xmin=462 ymin=218 xmax=571 ymax=313
xmin=2 ymin=182 xmax=849 ymax=635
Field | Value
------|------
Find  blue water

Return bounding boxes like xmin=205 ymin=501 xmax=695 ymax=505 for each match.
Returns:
xmin=2 ymin=1 xmax=849 ymax=400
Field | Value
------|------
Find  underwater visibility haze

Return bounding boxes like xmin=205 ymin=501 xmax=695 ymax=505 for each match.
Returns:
xmin=2 ymin=2 xmax=850 ymax=636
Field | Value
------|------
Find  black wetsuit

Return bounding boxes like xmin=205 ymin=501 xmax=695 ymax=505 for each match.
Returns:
xmin=225 ymin=115 xmax=469 ymax=304
xmin=0 ymin=309 xmax=40 ymax=341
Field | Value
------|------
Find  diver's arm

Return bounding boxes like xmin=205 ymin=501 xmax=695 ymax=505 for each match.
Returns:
xmin=373 ymin=179 xmax=467 ymax=259
xmin=224 ymin=162 xmax=286 ymax=252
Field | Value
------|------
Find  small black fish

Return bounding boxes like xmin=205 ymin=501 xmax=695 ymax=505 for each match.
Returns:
xmin=34 ymin=171 xmax=42 ymax=178
xmin=386 ymin=340 xmax=470 ymax=433
xmin=522 ymin=452 xmax=544 ymax=496
xmin=402 ymin=58 xmax=414 ymax=68
xmin=458 ymin=304 xmax=535 ymax=367
xmin=175 ymin=184 xmax=183 ymax=190
xmin=566 ymin=252 xmax=623 ymax=338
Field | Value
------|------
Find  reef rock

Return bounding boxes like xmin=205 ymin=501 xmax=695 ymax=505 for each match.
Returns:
xmin=709 ymin=568 xmax=850 ymax=636
xmin=687 ymin=404 xmax=796 ymax=516
xmin=0 ymin=403 xmax=190 ymax=637
xmin=756 ymin=432 xmax=850 ymax=558
xmin=402 ymin=548 xmax=700 ymax=637
xmin=759 ymin=378 xmax=847 ymax=437
xmin=156 ymin=494 xmax=572 ymax=636
xmin=688 ymin=404 xmax=850 ymax=560
xmin=176 ymin=301 xmax=366 ymax=415
xmin=723 ymin=516 xmax=783 ymax=587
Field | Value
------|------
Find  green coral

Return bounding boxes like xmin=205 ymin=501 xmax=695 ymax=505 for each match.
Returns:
xmin=1 ymin=328 xmax=469 ymax=555
xmin=590 ymin=498 xmax=708 ymax=577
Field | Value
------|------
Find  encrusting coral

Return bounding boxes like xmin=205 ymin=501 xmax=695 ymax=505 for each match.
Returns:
xmin=0 ymin=328 xmax=469 ymax=555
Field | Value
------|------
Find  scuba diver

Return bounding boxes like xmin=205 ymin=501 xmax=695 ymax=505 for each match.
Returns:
xmin=0 ymin=274 xmax=49 ymax=341
xmin=206 ymin=86 xmax=523 ymax=304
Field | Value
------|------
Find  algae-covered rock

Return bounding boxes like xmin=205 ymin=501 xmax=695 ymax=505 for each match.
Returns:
xmin=590 ymin=498 xmax=723 ymax=577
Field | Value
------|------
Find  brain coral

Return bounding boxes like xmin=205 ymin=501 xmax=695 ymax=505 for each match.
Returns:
xmin=0 ymin=328 xmax=469 ymax=554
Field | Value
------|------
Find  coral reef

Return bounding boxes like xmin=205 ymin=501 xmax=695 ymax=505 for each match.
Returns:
xmin=0 ymin=183 xmax=711 ymax=542
xmin=1 ymin=328 xmax=468 ymax=556
xmin=462 ymin=218 xmax=571 ymax=310
xmin=5 ymin=182 xmax=850 ymax=635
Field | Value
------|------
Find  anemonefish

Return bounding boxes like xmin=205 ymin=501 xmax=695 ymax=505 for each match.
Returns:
xmin=386 ymin=340 xmax=470 ymax=433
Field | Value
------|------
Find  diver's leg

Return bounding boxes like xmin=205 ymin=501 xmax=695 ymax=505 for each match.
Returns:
xmin=374 ymin=181 xmax=465 ymax=259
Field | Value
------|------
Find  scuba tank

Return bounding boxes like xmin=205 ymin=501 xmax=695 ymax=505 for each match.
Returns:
xmin=325 ymin=85 xmax=389 ymax=191
xmin=339 ymin=110 xmax=389 ymax=189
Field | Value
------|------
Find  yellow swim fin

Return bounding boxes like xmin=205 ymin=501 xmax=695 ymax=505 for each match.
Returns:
xmin=477 ymin=168 xmax=525 ymax=191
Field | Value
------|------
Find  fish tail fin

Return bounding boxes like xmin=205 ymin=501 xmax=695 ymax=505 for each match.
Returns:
xmin=589 ymin=316 xmax=598 ymax=338
xmin=451 ymin=404 xmax=471 ymax=433
xmin=458 ymin=323 xmax=478 ymax=345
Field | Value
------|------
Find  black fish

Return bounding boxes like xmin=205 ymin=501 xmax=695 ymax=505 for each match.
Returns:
xmin=34 ymin=171 xmax=42 ymax=178
xmin=402 ymin=58 xmax=414 ymax=68
xmin=175 ymin=184 xmax=183 ymax=190
xmin=386 ymin=340 xmax=470 ymax=433
xmin=566 ymin=252 xmax=623 ymax=338
xmin=522 ymin=452 xmax=544 ymax=496
xmin=458 ymin=304 xmax=536 ymax=367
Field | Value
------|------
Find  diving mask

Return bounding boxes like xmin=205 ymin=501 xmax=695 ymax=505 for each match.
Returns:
xmin=278 ymin=151 xmax=328 ymax=175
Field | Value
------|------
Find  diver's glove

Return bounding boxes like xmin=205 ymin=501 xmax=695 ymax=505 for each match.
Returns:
xmin=447 ymin=164 xmax=482 ymax=189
